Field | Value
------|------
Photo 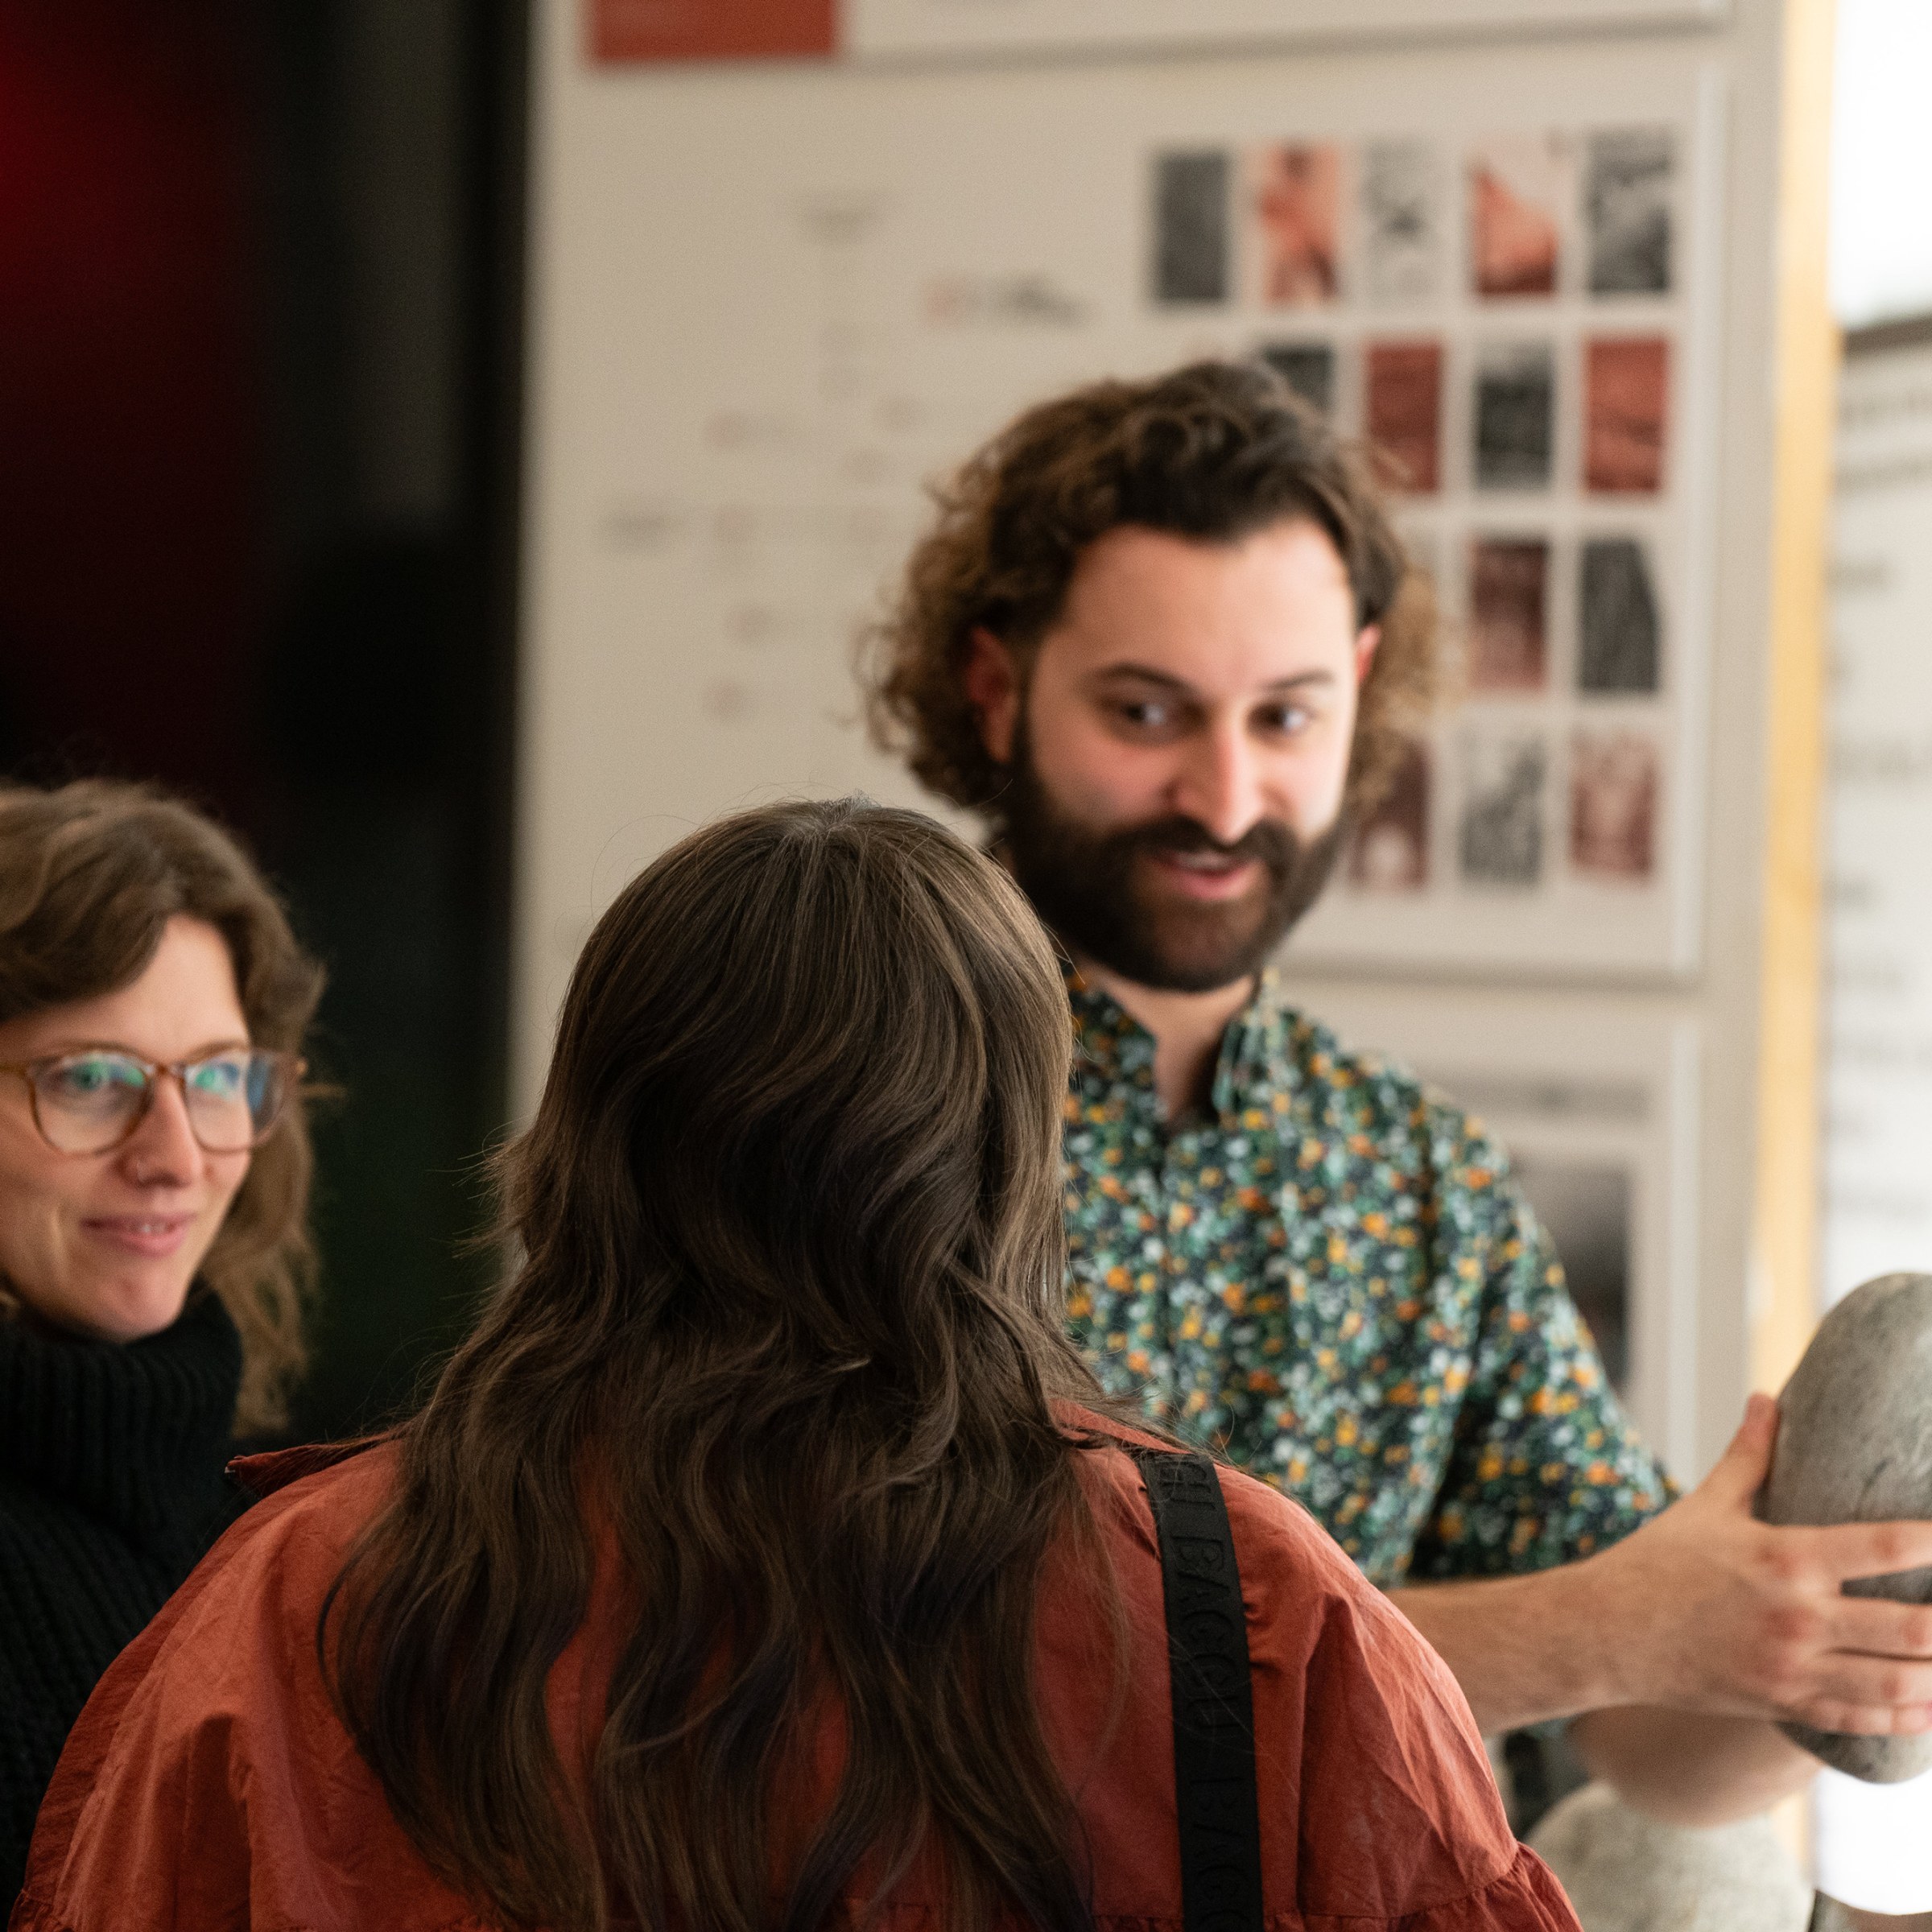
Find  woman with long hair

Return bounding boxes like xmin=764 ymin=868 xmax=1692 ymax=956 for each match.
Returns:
xmin=14 ymin=799 xmax=1575 ymax=1932
xmin=0 ymin=778 xmax=321 ymax=1910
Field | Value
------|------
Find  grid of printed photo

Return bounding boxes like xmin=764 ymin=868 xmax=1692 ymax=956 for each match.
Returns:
xmin=1149 ymin=125 xmax=1680 ymax=927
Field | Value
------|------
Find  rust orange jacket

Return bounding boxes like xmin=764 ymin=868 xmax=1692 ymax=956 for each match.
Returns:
xmin=11 ymin=1411 xmax=1580 ymax=1932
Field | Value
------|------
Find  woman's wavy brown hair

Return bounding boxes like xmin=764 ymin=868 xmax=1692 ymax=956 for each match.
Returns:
xmin=865 ymin=357 xmax=1438 ymax=826
xmin=0 ymin=778 xmax=325 ymax=1432
xmin=324 ymin=799 xmax=1115 ymax=1932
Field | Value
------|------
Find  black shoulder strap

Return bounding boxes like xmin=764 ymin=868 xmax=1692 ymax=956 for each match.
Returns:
xmin=1133 ymin=1450 xmax=1265 ymax=1932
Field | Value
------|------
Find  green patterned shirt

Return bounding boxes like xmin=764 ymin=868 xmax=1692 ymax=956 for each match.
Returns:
xmin=1061 ymin=971 xmax=1670 ymax=1587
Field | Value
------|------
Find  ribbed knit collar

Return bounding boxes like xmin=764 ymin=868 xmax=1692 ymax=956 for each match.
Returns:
xmin=0 ymin=1290 xmax=242 ymax=1559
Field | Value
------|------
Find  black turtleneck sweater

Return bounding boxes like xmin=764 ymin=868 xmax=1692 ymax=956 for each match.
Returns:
xmin=0 ymin=1291 xmax=246 ymax=1909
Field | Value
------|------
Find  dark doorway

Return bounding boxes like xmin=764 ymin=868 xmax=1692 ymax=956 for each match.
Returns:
xmin=0 ymin=0 xmax=527 ymax=1439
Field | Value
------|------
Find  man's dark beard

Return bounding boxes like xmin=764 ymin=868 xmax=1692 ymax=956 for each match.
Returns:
xmin=997 ymin=737 xmax=1348 ymax=993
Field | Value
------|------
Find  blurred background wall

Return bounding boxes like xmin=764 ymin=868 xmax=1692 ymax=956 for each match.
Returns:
xmin=1828 ymin=0 xmax=1932 ymax=330
xmin=0 ymin=0 xmax=527 ymax=1439
xmin=2 ymin=0 xmax=1930 ymax=1455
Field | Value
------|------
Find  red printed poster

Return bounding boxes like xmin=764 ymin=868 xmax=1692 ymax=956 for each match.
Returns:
xmin=1585 ymin=336 xmax=1670 ymax=493
xmin=1364 ymin=340 xmax=1442 ymax=494
xmin=589 ymin=0 xmax=836 ymax=62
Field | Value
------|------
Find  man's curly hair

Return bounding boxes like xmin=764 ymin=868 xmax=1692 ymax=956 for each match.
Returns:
xmin=865 ymin=359 xmax=1437 ymax=828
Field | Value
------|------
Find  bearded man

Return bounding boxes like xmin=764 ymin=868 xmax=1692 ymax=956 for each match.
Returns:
xmin=867 ymin=359 xmax=1932 ymax=1825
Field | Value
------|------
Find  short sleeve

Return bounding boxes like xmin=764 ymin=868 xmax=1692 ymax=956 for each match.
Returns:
xmin=1406 ymin=1172 xmax=1673 ymax=1581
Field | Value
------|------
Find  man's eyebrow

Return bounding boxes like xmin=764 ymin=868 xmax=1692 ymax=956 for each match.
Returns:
xmin=1087 ymin=662 xmax=1337 ymax=693
xmin=1086 ymin=663 xmax=1195 ymax=693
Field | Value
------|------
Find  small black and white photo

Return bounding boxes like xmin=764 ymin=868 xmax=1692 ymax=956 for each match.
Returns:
xmin=1585 ymin=127 xmax=1673 ymax=297
xmin=1459 ymin=730 xmax=1546 ymax=888
xmin=1152 ymin=151 xmax=1230 ymax=304
xmin=1362 ymin=139 xmax=1440 ymax=303
xmin=1473 ymin=341 xmax=1555 ymax=490
xmin=1579 ymin=537 xmax=1662 ymax=692
xmin=1257 ymin=340 xmax=1335 ymax=417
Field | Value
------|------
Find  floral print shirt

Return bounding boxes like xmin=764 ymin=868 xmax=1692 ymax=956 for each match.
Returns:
xmin=1061 ymin=971 xmax=1671 ymax=1587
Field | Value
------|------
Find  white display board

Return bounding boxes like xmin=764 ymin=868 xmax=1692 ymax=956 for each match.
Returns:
xmin=1822 ymin=326 xmax=1932 ymax=1304
xmin=516 ymin=28 xmax=1731 ymax=1108
xmin=1810 ymin=322 xmax=1932 ymax=1919
xmin=848 ymin=0 xmax=1727 ymax=60
xmin=1272 ymin=86 xmax=1726 ymax=980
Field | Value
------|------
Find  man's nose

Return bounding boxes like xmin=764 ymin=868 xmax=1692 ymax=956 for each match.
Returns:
xmin=117 ymin=1077 xmax=204 ymax=1186
xmin=1173 ymin=722 xmax=1267 ymax=848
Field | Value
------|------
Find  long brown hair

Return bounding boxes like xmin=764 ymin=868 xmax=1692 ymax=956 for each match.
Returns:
xmin=325 ymin=799 xmax=1112 ymax=1932
xmin=865 ymin=357 xmax=1437 ymax=828
xmin=0 ymin=778 xmax=325 ymax=1433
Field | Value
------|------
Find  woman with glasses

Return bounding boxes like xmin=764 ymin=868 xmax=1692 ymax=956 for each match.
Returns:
xmin=0 ymin=778 xmax=320 ymax=1912
xmin=14 ymin=799 xmax=1575 ymax=1932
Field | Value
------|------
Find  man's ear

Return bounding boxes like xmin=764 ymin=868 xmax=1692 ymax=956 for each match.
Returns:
xmin=1353 ymin=622 xmax=1381 ymax=688
xmin=964 ymin=627 xmax=1022 ymax=764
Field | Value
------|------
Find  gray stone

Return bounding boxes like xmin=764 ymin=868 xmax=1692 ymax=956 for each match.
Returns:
xmin=1527 ymin=1782 xmax=1809 ymax=1931
xmin=1811 ymin=1901 xmax=1932 ymax=1930
xmin=1761 ymin=1271 xmax=1932 ymax=1783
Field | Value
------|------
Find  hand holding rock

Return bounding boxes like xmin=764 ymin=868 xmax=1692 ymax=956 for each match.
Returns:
xmin=1583 ymin=1390 xmax=1932 ymax=1747
xmin=1760 ymin=1270 xmax=1932 ymax=1782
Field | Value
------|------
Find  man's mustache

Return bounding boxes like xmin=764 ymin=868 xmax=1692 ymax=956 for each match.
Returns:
xmin=1115 ymin=815 xmax=1297 ymax=873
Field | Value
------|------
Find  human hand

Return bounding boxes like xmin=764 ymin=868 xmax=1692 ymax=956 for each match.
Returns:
xmin=1589 ymin=1394 xmax=1932 ymax=1735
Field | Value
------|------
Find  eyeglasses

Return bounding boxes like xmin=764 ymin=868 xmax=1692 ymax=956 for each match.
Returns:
xmin=0 ymin=1046 xmax=305 ymax=1156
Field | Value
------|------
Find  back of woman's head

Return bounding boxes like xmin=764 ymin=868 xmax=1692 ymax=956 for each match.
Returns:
xmin=0 ymin=778 xmax=324 ymax=1430
xmin=328 ymin=799 xmax=1106 ymax=1932
xmin=511 ymin=794 xmax=1075 ymax=1407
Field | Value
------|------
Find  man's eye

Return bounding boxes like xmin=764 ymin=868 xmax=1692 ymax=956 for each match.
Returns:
xmin=1117 ymin=700 xmax=1178 ymax=730
xmin=1256 ymin=703 xmax=1311 ymax=736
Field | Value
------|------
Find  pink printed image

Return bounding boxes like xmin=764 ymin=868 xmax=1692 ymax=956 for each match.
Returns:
xmin=1468 ymin=134 xmax=1566 ymax=298
xmin=1253 ymin=143 xmax=1341 ymax=306
xmin=1585 ymin=337 xmax=1670 ymax=494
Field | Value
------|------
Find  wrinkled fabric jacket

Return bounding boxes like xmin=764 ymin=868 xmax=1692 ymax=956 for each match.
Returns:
xmin=11 ymin=1410 xmax=1581 ymax=1932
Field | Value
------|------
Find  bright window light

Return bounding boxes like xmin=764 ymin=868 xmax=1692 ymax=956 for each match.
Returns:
xmin=1831 ymin=0 xmax=1932 ymax=328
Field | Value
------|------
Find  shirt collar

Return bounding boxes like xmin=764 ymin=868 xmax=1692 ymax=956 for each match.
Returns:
xmin=1065 ymin=965 xmax=1295 ymax=1126
xmin=1065 ymin=965 xmax=1157 ymax=1090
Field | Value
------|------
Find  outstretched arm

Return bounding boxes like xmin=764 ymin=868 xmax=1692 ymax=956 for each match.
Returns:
xmin=1389 ymin=1397 xmax=1932 ymax=1824
xmin=1564 ymin=1707 xmax=1812 ymax=1826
